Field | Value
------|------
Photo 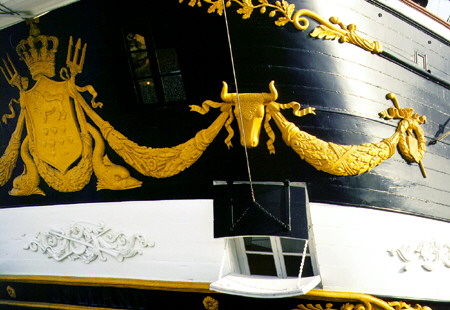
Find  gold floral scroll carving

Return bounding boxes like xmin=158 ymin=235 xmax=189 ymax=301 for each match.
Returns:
xmin=203 ymin=296 xmax=219 ymax=310
xmin=298 ymin=290 xmax=432 ymax=310
xmin=180 ymin=0 xmax=382 ymax=53
xmin=294 ymin=302 xmax=431 ymax=310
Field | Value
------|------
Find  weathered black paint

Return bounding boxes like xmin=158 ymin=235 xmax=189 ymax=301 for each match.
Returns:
xmin=0 ymin=0 xmax=448 ymax=222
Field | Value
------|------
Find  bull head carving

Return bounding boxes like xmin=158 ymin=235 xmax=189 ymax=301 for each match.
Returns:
xmin=189 ymin=81 xmax=315 ymax=154
xmin=220 ymin=81 xmax=278 ymax=148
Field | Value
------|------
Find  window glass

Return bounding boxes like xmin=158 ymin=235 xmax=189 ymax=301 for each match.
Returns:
xmin=284 ymin=255 xmax=314 ymax=277
xmin=156 ymin=48 xmax=180 ymax=74
xmin=131 ymin=51 xmax=152 ymax=78
xmin=126 ymin=33 xmax=152 ymax=78
xmin=162 ymin=75 xmax=186 ymax=102
xmin=280 ymin=238 xmax=306 ymax=254
xmin=244 ymin=237 xmax=272 ymax=252
xmin=247 ymin=253 xmax=277 ymax=276
xmin=239 ymin=237 xmax=314 ymax=278
xmin=124 ymin=31 xmax=185 ymax=104
xmin=139 ymin=78 xmax=157 ymax=104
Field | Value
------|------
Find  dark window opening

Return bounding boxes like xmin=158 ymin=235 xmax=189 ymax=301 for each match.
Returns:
xmin=124 ymin=31 xmax=186 ymax=105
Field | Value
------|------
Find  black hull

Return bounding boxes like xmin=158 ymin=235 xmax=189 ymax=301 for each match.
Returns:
xmin=0 ymin=0 xmax=450 ymax=308
xmin=1 ymin=279 xmax=450 ymax=310
xmin=0 ymin=0 xmax=448 ymax=221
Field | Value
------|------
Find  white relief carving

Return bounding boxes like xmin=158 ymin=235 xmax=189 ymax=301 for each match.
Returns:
xmin=388 ymin=241 xmax=450 ymax=272
xmin=25 ymin=222 xmax=155 ymax=263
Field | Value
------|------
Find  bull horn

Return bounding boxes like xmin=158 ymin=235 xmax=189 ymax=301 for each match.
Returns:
xmin=221 ymin=81 xmax=233 ymax=102
xmin=268 ymin=80 xmax=278 ymax=101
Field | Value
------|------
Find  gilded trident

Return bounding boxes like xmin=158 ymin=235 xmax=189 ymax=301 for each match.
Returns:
xmin=1 ymin=54 xmax=28 ymax=91
xmin=66 ymin=36 xmax=87 ymax=77
xmin=0 ymin=56 xmax=27 ymax=124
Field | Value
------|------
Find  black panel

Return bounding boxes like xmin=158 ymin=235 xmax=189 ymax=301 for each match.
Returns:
xmin=213 ymin=181 xmax=308 ymax=238
xmin=1 ymin=281 xmax=450 ymax=310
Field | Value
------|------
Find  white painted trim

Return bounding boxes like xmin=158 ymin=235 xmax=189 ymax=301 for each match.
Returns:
xmin=375 ymin=0 xmax=450 ymax=40
xmin=210 ymin=273 xmax=321 ymax=298
xmin=308 ymin=202 xmax=450 ymax=302
xmin=0 ymin=200 xmax=225 ymax=283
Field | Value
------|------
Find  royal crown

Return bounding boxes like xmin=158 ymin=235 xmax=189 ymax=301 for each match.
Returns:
xmin=16 ymin=20 xmax=58 ymax=79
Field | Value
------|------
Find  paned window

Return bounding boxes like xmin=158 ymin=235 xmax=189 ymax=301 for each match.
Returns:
xmin=234 ymin=236 xmax=314 ymax=278
xmin=125 ymin=32 xmax=186 ymax=104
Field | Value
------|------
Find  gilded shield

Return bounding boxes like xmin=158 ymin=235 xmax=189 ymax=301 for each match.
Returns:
xmin=22 ymin=77 xmax=83 ymax=173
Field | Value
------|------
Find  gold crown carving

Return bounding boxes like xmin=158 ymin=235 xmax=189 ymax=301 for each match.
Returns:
xmin=16 ymin=19 xmax=58 ymax=79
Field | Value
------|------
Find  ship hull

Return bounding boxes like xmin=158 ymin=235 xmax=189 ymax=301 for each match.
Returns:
xmin=0 ymin=0 xmax=449 ymax=308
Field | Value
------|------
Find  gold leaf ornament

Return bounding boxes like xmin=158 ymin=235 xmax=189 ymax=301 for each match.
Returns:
xmin=294 ymin=303 xmax=338 ymax=310
xmin=181 ymin=0 xmax=382 ymax=53
xmin=388 ymin=301 xmax=432 ymax=310
xmin=380 ymin=93 xmax=427 ymax=177
xmin=203 ymin=296 xmax=219 ymax=310
xmin=292 ymin=11 xmax=382 ymax=53
xmin=310 ymin=25 xmax=343 ymax=40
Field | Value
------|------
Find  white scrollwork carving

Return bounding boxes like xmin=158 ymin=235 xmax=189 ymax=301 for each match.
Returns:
xmin=25 ymin=222 xmax=155 ymax=263
xmin=388 ymin=241 xmax=450 ymax=272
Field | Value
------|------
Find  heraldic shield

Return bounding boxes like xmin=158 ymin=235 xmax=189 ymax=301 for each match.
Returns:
xmin=22 ymin=77 xmax=83 ymax=174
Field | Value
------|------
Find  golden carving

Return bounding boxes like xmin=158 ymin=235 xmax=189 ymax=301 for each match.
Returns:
xmin=6 ymin=285 xmax=16 ymax=298
xmin=190 ymin=81 xmax=316 ymax=153
xmin=191 ymin=81 xmax=427 ymax=177
xmin=0 ymin=108 xmax=24 ymax=188
xmin=269 ymin=92 xmax=427 ymax=177
xmin=0 ymin=20 xmax=228 ymax=195
xmin=295 ymin=304 xmax=338 ymax=310
xmin=294 ymin=302 xmax=431 ymax=310
xmin=203 ymin=296 xmax=219 ymax=310
xmin=380 ymin=93 xmax=427 ymax=177
xmin=297 ymin=290 xmax=432 ymax=310
xmin=181 ymin=0 xmax=382 ymax=53
xmin=296 ymin=12 xmax=383 ymax=54
xmin=388 ymin=302 xmax=431 ymax=310
xmin=81 ymin=101 xmax=229 ymax=178
xmin=269 ymin=102 xmax=396 ymax=176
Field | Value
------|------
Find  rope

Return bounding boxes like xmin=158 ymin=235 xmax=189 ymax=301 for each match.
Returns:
xmin=230 ymin=200 xmax=291 ymax=231
xmin=429 ymin=130 xmax=450 ymax=145
xmin=218 ymin=238 xmax=229 ymax=279
xmin=297 ymin=239 xmax=309 ymax=285
xmin=222 ymin=0 xmax=256 ymax=203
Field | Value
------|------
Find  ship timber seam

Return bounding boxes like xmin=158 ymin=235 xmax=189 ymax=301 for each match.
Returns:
xmin=380 ymin=51 xmax=450 ymax=90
